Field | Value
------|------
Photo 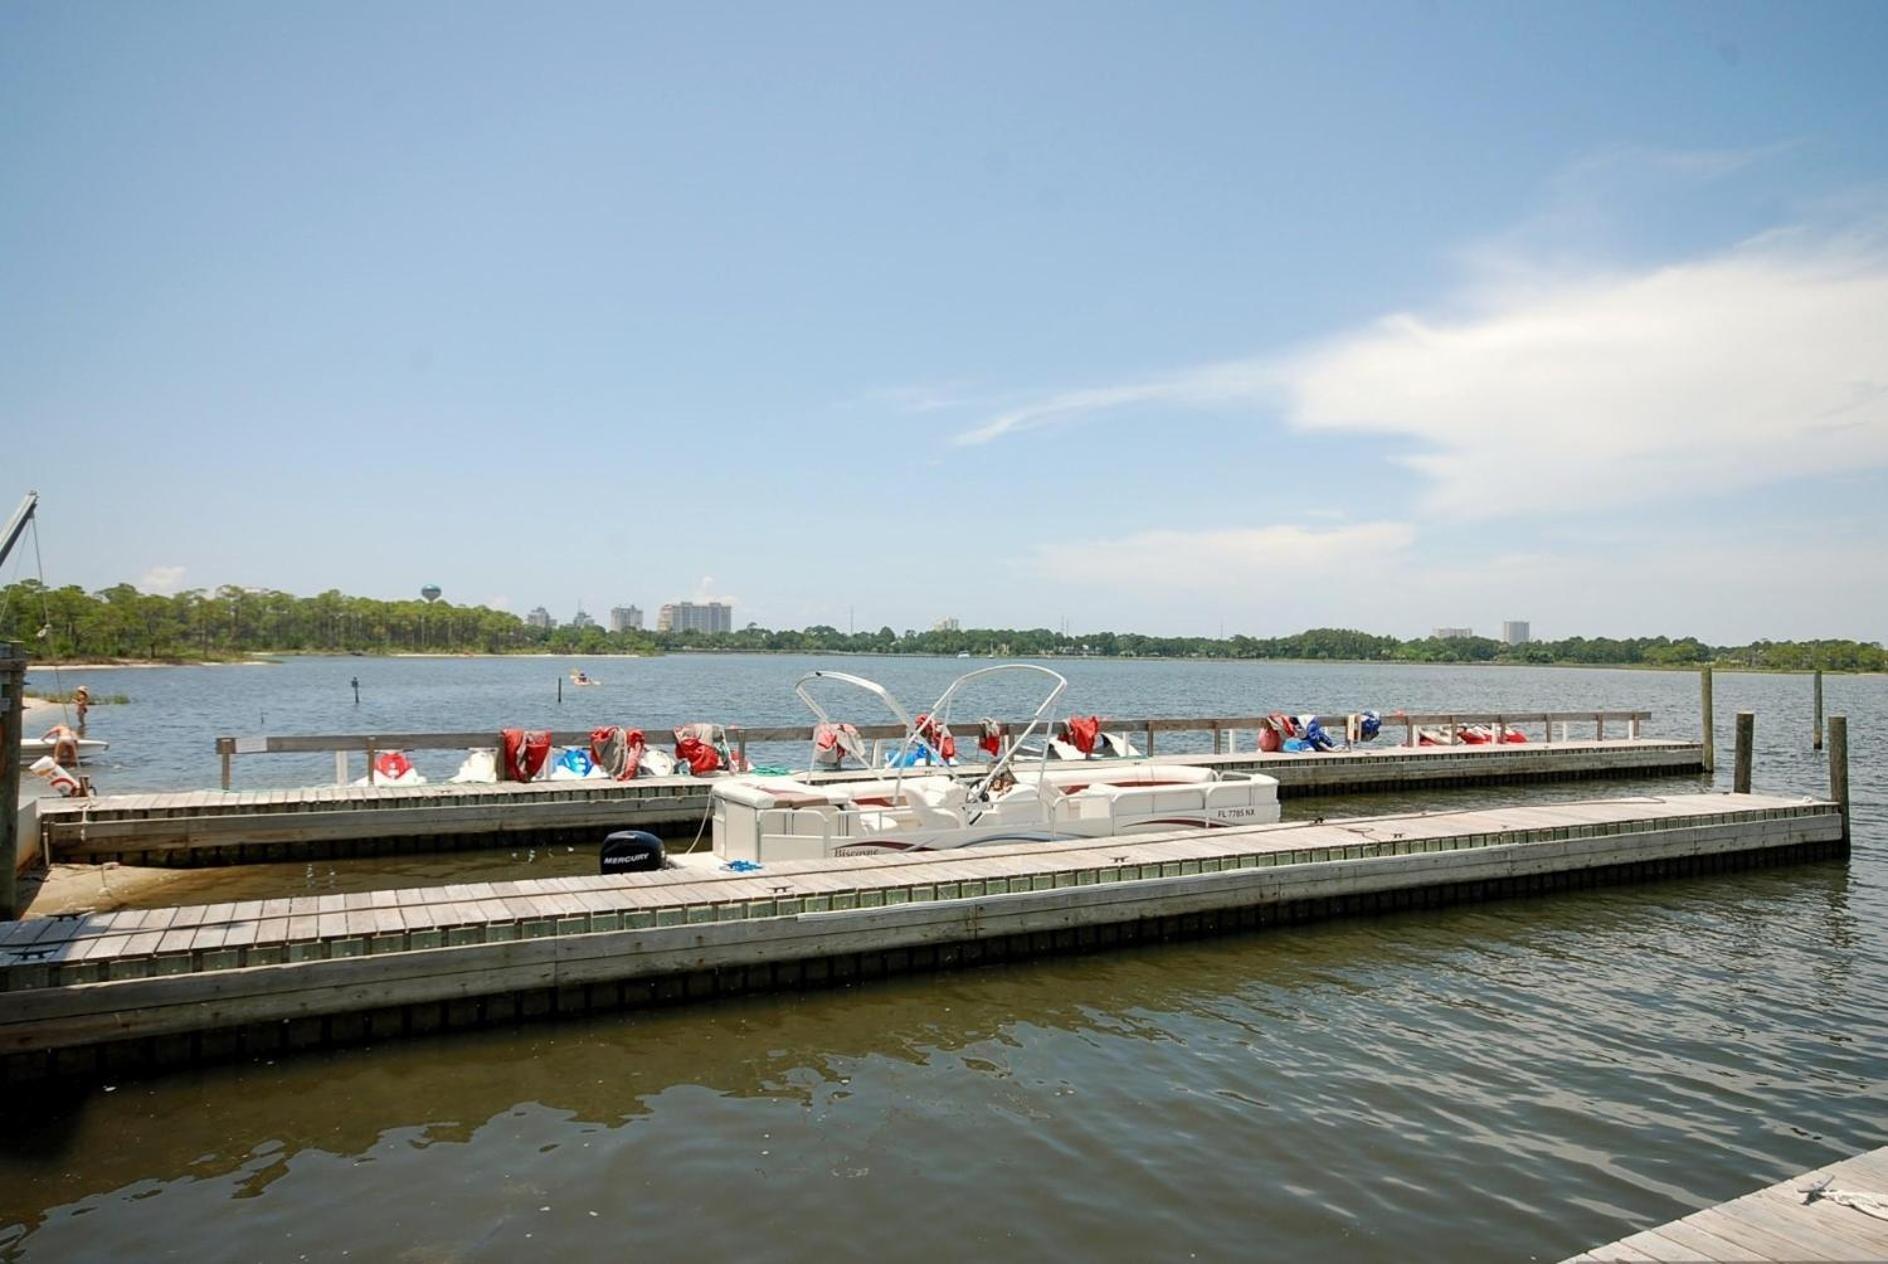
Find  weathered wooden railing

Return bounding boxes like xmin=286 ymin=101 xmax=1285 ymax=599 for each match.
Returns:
xmin=214 ymin=710 xmax=1657 ymax=790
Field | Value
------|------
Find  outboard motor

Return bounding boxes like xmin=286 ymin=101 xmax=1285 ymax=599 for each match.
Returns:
xmin=600 ymin=830 xmax=666 ymax=875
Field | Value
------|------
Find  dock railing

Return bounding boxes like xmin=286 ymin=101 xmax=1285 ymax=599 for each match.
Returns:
xmin=213 ymin=710 xmax=1657 ymax=790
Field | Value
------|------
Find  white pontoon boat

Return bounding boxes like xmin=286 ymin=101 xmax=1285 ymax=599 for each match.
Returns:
xmin=711 ymin=665 xmax=1280 ymax=862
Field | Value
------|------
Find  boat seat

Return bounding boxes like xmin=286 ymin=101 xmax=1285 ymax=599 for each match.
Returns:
xmin=897 ymin=779 xmax=968 ymax=828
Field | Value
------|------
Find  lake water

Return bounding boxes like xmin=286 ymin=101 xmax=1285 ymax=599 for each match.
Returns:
xmin=3 ymin=655 xmax=1883 ymax=1261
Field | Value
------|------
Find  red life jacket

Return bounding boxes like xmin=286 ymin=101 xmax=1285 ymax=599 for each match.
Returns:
xmin=589 ymin=726 xmax=647 ymax=779
xmin=977 ymin=719 xmax=1004 ymax=757
xmin=373 ymin=750 xmax=414 ymax=781
xmin=1064 ymin=715 xmax=1102 ymax=756
xmin=500 ymin=729 xmax=552 ymax=781
xmin=674 ymin=725 xmax=723 ymax=775
xmin=914 ymin=714 xmax=956 ymax=761
xmin=813 ymin=722 xmax=863 ymax=769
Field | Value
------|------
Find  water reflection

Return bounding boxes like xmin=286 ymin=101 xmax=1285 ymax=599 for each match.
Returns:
xmin=1 ymin=861 xmax=1875 ymax=1262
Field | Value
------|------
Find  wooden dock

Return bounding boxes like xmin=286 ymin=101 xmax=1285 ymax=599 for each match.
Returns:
xmin=0 ymin=790 xmax=1841 ymax=1078
xmin=1570 ymin=1145 xmax=1888 ymax=1262
xmin=34 ymin=737 xmax=1706 ymax=865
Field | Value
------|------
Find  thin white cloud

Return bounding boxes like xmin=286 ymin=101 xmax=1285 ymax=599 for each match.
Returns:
xmin=1028 ymin=522 xmax=1414 ymax=590
xmin=692 ymin=575 xmax=739 ymax=607
xmin=955 ymin=221 xmax=1888 ymax=517
xmin=1286 ymin=240 xmax=1888 ymax=514
xmin=954 ymin=368 xmax=1280 ymax=446
xmin=864 ymin=383 xmax=980 ymax=414
xmin=139 ymin=565 xmax=186 ymax=594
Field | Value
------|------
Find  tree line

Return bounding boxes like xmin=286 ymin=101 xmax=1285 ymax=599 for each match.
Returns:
xmin=2 ymin=580 xmax=1881 ymax=672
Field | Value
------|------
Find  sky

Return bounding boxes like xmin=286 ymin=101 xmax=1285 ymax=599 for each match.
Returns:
xmin=3 ymin=1 xmax=1885 ymax=642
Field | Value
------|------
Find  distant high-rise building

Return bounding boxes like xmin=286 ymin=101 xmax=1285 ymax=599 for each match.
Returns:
xmin=610 ymin=605 xmax=644 ymax=633
xmin=526 ymin=606 xmax=553 ymax=630
xmin=1433 ymin=626 xmax=1474 ymax=640
xmin=1501 ymin=620 xmax=1531 ymax=645
xmin=657 ymin=600 xmax=732 ymax=634
xmin=570 ymin=608 xmax=597 ymax=630
xmin=933 ymin=617 xmax=960 ymax=632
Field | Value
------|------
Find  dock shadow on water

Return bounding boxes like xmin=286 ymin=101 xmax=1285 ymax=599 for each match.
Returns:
xmin=0 ymin=859 xmax=1879 ymax=1263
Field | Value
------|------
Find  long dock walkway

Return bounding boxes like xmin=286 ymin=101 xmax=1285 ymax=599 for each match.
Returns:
xmin=0 ymin=790 xmax=1838 ymax=1078
xmin=34 ymin=737 xmax=1705 ymax=865
xmin=1569 ymin=1145 xmax=1888 ymax=1262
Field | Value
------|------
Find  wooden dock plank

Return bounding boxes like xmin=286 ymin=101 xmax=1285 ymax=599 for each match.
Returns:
xmin=1572 ymin=1147 xmax=1888 ymax=1263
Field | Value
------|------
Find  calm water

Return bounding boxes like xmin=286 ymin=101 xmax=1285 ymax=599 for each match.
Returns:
xmin=4 ymin=656 xmax=1883 ymax=1262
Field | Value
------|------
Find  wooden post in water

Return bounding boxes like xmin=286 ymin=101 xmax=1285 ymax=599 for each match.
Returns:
xmin=557 ymin=677 xmax=563 ymax=705
xmin=1813 ymin=670 xmax=1824 ymax=751
xmin=1733 ymin=711 xmax=1754 ymax=794
xmin=1700 ymin=666 xmax=1715 ymax=773
xmin=1829 ymin=715 xmax=1849 ymax=851
xmin=0 ymin=642 xmax=24 ymax=920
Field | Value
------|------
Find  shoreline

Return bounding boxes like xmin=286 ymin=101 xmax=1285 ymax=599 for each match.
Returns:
xmin=13 ymin=651 xmax=1880 ymax=676
xmin=24 ymin=659 xmax=275 ymax=671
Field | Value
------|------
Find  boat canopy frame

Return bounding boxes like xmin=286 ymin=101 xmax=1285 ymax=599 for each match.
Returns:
xmin=792 ymin=664 xmax=1069 ymax=820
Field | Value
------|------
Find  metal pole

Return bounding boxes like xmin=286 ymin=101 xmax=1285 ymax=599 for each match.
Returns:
xmin=1813 ymin=669 xmax=1824 ymax=751
xmin=0 ymin=643 xmax=25 ymax=919
xmin=1700 ymin=666 xmax=1715 ymax=773
xmin=0 ymin=492 xmax=37 ymax=571
xmin=1733 ymin=711 xmax=1754 ymax=794
xmin=1828 ymin=715 xmax=1848 ymax=852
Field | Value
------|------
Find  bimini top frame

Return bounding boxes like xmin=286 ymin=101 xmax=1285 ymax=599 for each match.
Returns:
xmin=791 ymin=663 xmax=1070 ymax=813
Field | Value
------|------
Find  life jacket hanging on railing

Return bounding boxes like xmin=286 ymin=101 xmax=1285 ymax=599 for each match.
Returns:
xmin=500 ymin=728 xmax=553 ymax=781
xmin=1259 ymin=713 xmax=1302 ymax=753
xmin=375 ymin=750 xmax=415 ymax=782
xmin=812 ymin=721 xmax=864 ymax=770
xmin=913 ymin=713 xmax=956 ymax=763
xmin=1063 ymin=715 xmax=1102 ymax=757
xmin=977 ymin=718 xmax=1005 ymax=757
xmin=590 ymin=726 xmax=647 ymax=780
xmin=674 ymin=723 xmax=728 ymax=776
xmin=1297 ymin=716 xmax=1337 ymax=752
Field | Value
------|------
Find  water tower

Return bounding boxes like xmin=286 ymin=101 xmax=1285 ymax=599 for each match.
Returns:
xmin=419 ymin=585 xmax=442 ymax=648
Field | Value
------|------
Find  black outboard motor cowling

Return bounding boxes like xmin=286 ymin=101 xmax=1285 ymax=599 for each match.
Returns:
xmin=600 ymin=830 xmax=666 ymax=874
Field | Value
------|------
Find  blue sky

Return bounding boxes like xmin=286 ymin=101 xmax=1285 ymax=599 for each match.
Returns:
xmin=3 ymin=2 xmax=1885 ymax=641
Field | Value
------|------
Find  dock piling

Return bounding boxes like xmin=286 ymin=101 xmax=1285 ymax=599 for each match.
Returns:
xmin=1829 ymin=714 xmax=1849 ymax=850
xmin=1732 ymin=712 xmax=1754 ymax=794
xmin=1813 ymin=669 xmax=1824 ymax=750
xmin=1700 ymin=666 xmax=1715 ymax=773
xmin=0 ymin=642 xmax=24 ymax=919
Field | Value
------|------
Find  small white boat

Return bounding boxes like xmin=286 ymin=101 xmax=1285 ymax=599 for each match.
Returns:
xmin=712 ymin=665 xmax=1279 ymax=862
xmin=18 ymin=735 xmax=108 ymax=759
